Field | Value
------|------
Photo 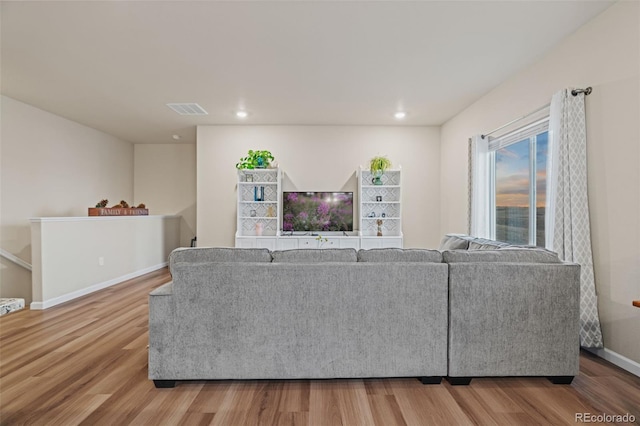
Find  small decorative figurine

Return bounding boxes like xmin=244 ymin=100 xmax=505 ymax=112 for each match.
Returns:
xmin=377 ymin=219 xmax=383 ymax=237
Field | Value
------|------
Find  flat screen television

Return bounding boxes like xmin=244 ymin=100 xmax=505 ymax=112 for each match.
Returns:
xmin=282 ymin=192 xmax=353 ymax=232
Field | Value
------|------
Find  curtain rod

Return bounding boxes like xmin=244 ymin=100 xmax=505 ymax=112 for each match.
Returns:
xmin=481 ymin=86 xmax=592 ymax=139
xmin=571 ymin=87 xmax=592 ymax=96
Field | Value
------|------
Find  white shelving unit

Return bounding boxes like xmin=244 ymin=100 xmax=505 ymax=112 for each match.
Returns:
xmin=234 ymin=166 xmax=402 ymax=250
xmin=235 ymin=168 xmax=281 ymax=250
xmin=358 ymin=166 xmax=403 ymax=249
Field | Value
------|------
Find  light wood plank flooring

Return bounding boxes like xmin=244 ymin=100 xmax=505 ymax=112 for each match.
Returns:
xmin=1 ymin=268 xmax=639 ymax=425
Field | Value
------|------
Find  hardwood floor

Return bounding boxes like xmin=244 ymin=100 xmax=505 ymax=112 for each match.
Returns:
xmin=1 ymin=268 xmax=639 ymax=425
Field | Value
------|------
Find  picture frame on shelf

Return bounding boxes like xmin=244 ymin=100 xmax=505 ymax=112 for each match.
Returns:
xmin=245 ymin=174 xmax=254 ymax=182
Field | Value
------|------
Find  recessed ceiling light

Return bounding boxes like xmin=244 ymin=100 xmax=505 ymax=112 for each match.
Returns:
xmin=236 ymin=110 xmax=248 ymax=119
xmin=394 ymin=111 xmax=407 ymax=120
xmin=172 ymin=134 xmax=181 ymax=140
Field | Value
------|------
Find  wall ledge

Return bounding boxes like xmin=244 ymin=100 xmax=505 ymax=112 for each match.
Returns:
xmin=30 ymin=262 xmax=167 ymax=310
xmin=30 ymin=215 xmax=179 ymax=223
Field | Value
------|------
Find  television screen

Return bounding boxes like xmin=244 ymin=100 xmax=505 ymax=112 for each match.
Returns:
xmin=282 ymin=192 xmax=353 ymax=232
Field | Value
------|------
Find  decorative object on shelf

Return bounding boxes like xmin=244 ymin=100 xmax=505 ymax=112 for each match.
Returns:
xmin=368 ymin=212 xmax=376 ymax=218
xmin=89 ymin=199 xmax=148 ymax=216
xmin=316 ymin=234 xmax=328 ymax=248
xmin=377 ymin=219 xmax=383 ymax=237
xmin=236 ymin=150 xmax=275 ymax=169
xmin=255 ymin=222 xmax=264 ymax=236
xmin=254 ymin=186 xmax=265 ymax=202
xmin=266 ymin=205 xmax=275 ymax=218
xmin=89 ymin=207 xmax=149 ymax=216
xmin=369 ymin=156 xmax=392 ymax=185
xmin=250 ymin=210 xmax=257 ymax=217
xmin=245 ymin=174 xmax=253 ymax=182
xmin=376 ymin=195 xmax=383 ymax=202
xmin=381 ymin=212 xmax=386 ymax=218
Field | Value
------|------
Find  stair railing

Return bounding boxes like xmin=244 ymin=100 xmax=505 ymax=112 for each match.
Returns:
xmin=0 ymin=249 xmax=32 ymax=272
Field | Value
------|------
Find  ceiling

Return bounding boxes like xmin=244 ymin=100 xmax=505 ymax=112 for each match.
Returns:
xmin=1 ymin=1 xmax=614 ymax=144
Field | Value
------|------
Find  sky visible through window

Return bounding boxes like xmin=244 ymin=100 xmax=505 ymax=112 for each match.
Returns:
xmin=495 ymin=131 xmax=548 ymax=245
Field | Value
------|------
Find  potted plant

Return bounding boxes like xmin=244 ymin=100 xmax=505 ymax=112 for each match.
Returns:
xmin=369 ymin=156 xmax=392 ymax=185
xmin=235 ymin=150 xmax=275 ymax=169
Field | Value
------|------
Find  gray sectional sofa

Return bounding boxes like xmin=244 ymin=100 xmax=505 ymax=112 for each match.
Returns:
xmin=149 ymin=247 xmax=449 ymax=388
xmin=440 ymin=234 xmax=581 ymax=385
xmin=148 ymin=235 xmax=580 ymax=388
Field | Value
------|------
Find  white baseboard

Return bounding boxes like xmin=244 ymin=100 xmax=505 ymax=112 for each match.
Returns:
xmin=30 ymin=263 xmax=167 ymax=310
xmin=586 ymin=347 xmax=640 ymax=377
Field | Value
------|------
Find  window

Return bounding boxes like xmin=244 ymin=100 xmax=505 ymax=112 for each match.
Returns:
xmin=489 ymin=119 xmax=548 ymax=246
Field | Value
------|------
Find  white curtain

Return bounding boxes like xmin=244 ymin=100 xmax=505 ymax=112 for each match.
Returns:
xmin=546 ymin=89 xmax=603 ymax=348
xmin=469 ymin=135 xmax=491 ymax=238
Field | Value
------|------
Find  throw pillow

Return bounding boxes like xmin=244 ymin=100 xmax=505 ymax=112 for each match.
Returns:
xmin=439 ymin=234 xmax=470 ymax=250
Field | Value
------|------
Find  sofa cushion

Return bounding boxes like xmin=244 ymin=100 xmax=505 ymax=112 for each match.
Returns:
xmin=439 ymin=234 xmax=470 ymax=250
xmin=358 ymin=248 xmax=443 ymax=263
xmin=271 ymin=248 xmax=357 ymax=263
xmin=468 ymin=238 xmax=510 ymax=250
xmin=169 ymin=247 xmax=272 ymax=270
xmin=442 ymin=248 xmax=561 ymax=263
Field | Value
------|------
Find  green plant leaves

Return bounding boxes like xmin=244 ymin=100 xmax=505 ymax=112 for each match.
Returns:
xmin=236 ymin=150 xmax=275 ymax=169
xmin=369 ymin=156 xmax=392 ymax=173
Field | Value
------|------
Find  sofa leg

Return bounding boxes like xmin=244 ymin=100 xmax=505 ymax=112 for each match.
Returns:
xmin=447 ymin=377 xmax=472 ymax=386
xmin=548 ymin=376 xmax=574 ymax=385
xmin=419 ymin=376 xmax=442 ymax=385
xmin=153 ymin=380 xmax=176 ymax=388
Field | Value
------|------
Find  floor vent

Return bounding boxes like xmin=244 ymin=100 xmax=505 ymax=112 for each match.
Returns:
xmin=166 ymin=103 xmax=208 ymax=116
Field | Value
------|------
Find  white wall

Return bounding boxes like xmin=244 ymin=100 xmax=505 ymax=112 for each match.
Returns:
xmin=134 ymin=144 xmax=196 ymax=247
xmin=440 ymin=2 xmax=640 ymax=364
xmin=0 ymin=96 xmax=134 ymax=303
xmin=197 ymin=125 xmax=440 ymax=248
xmin=30 ymin=215 xmax=179 ymax=309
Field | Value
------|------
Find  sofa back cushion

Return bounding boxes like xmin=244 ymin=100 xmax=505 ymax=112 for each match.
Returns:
xmin=467 ymin=238 xmax=511 ymax=250
xmin=442 ymin=248 xmax=561 ymax=263
xmin=358 ymin=248 xmax=443 ymax=263
xmin=271 ymin=248 xmax=357 ymax=263
xmin=169 ymin=247 xmax=272 ymax=270
xmin=438 ymin=234 xmax=470 ymax=250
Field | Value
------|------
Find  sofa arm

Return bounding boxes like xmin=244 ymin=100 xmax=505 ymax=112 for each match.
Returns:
xmin=149 ymin=281 xmax=175 ymax=380
xmin=150 ymin=282 xmax=173 ymax=296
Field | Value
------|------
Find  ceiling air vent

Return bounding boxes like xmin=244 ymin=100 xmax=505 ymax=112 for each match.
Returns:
xmin=166 ymin=103 xmax=208 ymax=116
